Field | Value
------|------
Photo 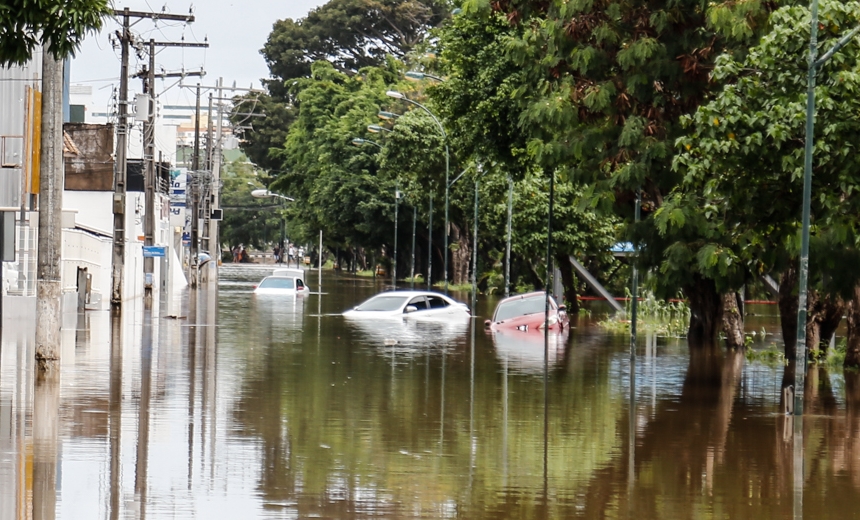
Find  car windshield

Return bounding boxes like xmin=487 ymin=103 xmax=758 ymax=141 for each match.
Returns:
xmin=355 ymin=295 xmax=408 ymax=312
xmin=494 ymin=295 xmax=550 ymax=322
xmin=258 ymin=277 xmax=295 ymax=289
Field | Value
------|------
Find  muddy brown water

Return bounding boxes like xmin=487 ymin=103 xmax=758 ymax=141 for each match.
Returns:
xmin=0 ymin=265 xmax=857 ymax=519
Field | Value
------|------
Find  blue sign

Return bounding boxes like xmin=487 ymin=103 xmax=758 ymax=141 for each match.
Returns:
xmin=143 ymin=246 xmax=166 ymax=258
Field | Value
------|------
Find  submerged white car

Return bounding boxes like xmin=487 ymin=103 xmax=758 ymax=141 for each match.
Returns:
xmin=253 ymin=269 xmax=311 ymax=296
xmin=343 ymin=291 xmax=470 ymax=320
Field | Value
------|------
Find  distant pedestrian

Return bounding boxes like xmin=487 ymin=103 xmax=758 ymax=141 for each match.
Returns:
xmin=288 ymin=244 xmax=296 ymax=267
xmin=273 ymin=245 xmax=281 ymax=264
xmin=232 ymin=245 xmax=240 ymax=263
xmin=298 ymin=246 xmax=304 ymax=266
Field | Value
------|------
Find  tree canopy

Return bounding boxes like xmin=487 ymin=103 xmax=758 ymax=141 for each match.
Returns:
xmin=0 ymin=0 xmax=110 ymax=65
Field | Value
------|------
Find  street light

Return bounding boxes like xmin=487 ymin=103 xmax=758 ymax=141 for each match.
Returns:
xmin=367 ymin=124 xmax=391 ymax=133
xmin=386 ymin=89 xmax=450 ymax=293
xmin=794 ymin=8 xmax=860 ymax=416
xmin=405 ymin=71 xmax=445 ymax=82
xmin=251 ymin=189 xmax=295 ymax=262
xmin=378 ymin=111 xmax=400 ymax=121
xmin=353 ymin=136 xmax=399 ymax=287
xmin=250 ymin=189 xmax=294 ymax=202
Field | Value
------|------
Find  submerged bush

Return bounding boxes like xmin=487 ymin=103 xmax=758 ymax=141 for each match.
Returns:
xmin=598 ymin=289 xmax=690 ymax=338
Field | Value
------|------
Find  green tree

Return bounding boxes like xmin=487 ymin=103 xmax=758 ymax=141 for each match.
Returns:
xmin=446 ymin=0 xmax=780 ymax=345
xmin=667 ymin=0 xmax=860 ymax=361
xmin=231 ymin=93 xmax=295 ymax=173
xmin=271 ymin=61 xmax=405 ymax=257
xmin=220 ymin=157 xmax=287 ymax=252
xmin=0 ymin=0 xmax=110 ymax=65
xmin=262 ymin=0 xmax=448 ymax=92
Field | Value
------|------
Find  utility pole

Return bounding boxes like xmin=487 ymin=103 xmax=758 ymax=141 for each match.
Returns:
xmin=137 ymin=40 xmax=207 ymax=300
xmin=35 ymin=52 xmax=64 ymax=370
xmin=110 ymin=8 xmax=131 ymax=309
xmin=208 ymin=78 xmax=224 ymax=274
xmin=176 ymin=80 xmax=261 ymax=281
xmin=110 ymin=7 xmax=196 ymax=309
xmin=189 ymin=84 xmax=202 ymax=288
xmin=143 ymin=39 xmax=156 ymax=300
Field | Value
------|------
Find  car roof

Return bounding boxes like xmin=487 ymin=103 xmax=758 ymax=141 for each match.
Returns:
xmin=370 ymin=290 xmax=451 ymax=298
xmin=497 ymin=291 xmax=554 ymax=305
xmin=272 ymin=268 xmax=304 ymax=277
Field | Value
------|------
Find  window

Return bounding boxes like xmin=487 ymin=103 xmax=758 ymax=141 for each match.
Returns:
xmin=407 ymin=296 xmax=428 ymax=311
xmin=427 ymin=297 xmax=449 ymax=309
xmin=493 ymin=295 xmax=550 ymax=322
xmin=296 ymin=279 xmax=304 ymax=289
xmin=258 ymin=277 xmax=295 ymax=289
xmin=356 ymin=295 xmax=408 ymax=311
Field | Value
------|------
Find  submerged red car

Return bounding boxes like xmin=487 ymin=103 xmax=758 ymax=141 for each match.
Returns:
xmin=484 ymin=291 xmax=568 ymax=332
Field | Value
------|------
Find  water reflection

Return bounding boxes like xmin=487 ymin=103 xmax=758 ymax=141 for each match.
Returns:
xmin=490 ymin=329 xmax=568 ymax=374
xmin=6 ymin=268 xmax=860 ymax=517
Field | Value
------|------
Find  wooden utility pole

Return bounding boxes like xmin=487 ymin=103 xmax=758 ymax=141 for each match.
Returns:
xmin=35 ymin=52 xmax=64 ymax=369
xmin=208 ymin=78 xmax=224 ymax=270
xmin=138 ymin=40 xmax=207 ymax=300
xmin=110 ymin=8 xmax=195 ymax=309
xmin=189 ymin=84 xmax=202 ymax=288
xmin=143 ymin=39 xmax=156 ymax=300
xmin=110 ymin=8 xmax=131 ymax=309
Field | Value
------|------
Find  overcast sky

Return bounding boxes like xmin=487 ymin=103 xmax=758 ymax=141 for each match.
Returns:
xmin=71 ymin=0 xmax=327 ymax=110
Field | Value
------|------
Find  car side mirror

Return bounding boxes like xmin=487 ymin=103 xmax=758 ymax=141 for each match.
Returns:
xmin=558 ymin=304 xmax=566 ymax=311
xmin=405 ymin=305 xmax=418 ymax=313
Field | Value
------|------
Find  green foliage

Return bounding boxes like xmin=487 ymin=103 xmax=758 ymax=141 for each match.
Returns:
xmin=669 ymin=0 xmax=860 ymax=299
xmin=220 ymin=157 xmax=287 ymax=250
xmin=744 ymin=343 xmax=787 ymax=367
xmin=231 ymin=93 xmax=295 ymax=173
xmin=598 ymin=289 xmax=691 ymax=338
xmin=271 ymin=61 xmax=407 ymax=250
xmin=0 ymin=0 xmax=110 ymax=65
xmin=262 ymin=0 xmax=447 ymax=92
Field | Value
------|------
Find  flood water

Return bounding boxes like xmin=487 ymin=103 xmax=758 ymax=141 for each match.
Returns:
xmin=1 ymin=265 xmax=859 ymax=519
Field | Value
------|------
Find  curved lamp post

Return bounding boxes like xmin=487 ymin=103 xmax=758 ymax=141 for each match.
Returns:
xmin=251 ymin=189 xmax=295 ymax=260
xmin=353 ymin=137 xmax=400 ymax=287
xmin=386 ymin=89 xmax=450 ymax=293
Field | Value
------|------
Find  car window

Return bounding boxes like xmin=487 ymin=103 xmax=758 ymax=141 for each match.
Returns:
xmin=259 ymin=277 xmax=295 ymax=289
xmin=355 ymin=295 xmax=408 ymax=311
xmin=427 ymin=297 xmax=449 ymax=309
xmin=296 ymin=279 xmax=304 ymax=289
xmin=407 ymin=296 xmax=428 ymax=311
xmin=493 ymin=295 xmax=549 ymax=321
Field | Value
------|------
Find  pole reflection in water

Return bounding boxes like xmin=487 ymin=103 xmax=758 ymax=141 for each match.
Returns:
xmin=134 ymin=307 xmax=153 ymax=519
xmin=186 ymin=289 xmax=198 ymax=490
xmin=33 ymin=368 xmax=59 ymax=520
xmin=203 ymin=282 xmax=218 ymax=483
xmin=628 ymin=350 xmax=636 ymax=511
xmin=793 ymin=413 xmax=803 ymax=520
xmin=109 ymin=313 xmax=122 ymax=520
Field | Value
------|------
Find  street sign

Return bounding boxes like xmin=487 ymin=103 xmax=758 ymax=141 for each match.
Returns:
xmin=142 ymin=246 xmax=166 ymax=258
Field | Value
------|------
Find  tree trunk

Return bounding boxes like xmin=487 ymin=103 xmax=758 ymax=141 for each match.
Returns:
xmin=556 ymin=254 xmax=579 ymax=313
xmin=449 ymin=222 xmax=470 ymax=285
xmin=844 ymin=285 xmax=860 ymax=368
xmin=779 ymin=260 xmax=845 ymax=359
xmin=721 ymin=291 xmax=745 ymax=349
xmin=819 ymin=301 xmax=844 ymax=352
xmin=778 ymin=262 xmax=799 ymax=357
xmin=684 ymin=274 xmax=723 ymax=349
